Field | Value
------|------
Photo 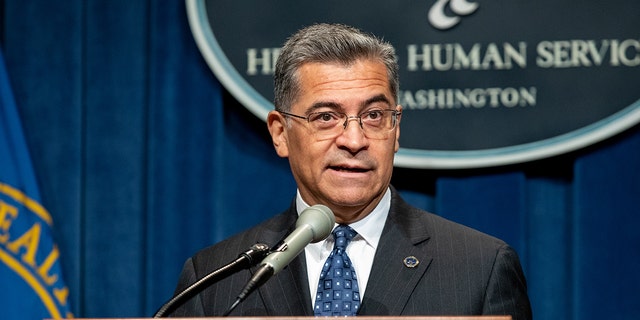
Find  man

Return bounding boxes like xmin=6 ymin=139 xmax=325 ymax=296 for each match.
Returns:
xmin=168 ymin=23 xmax=532 ymax=319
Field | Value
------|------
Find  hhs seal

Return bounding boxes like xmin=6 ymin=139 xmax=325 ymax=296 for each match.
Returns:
xmin=187 ymin=0 xmax=640 ymax=168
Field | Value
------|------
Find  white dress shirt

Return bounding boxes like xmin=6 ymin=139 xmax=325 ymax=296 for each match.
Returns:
xmin=296 ymin=188 xmax=391 ymax=309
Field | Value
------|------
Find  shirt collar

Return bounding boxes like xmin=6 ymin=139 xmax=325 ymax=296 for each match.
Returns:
xmin=295 ymin=188 xmax=390 ymax=250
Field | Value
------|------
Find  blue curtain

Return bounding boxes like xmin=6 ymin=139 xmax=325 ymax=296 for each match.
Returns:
xmin=1 ymin=1 xmax=638 ymax=319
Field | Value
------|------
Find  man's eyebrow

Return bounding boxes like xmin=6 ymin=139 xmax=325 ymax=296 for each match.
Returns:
xmin=362 ymin=94 xmax=392 ymax=108
xmin=306 ymin=94 xmax=392 ymax=114
xmin=307 ymin=101 xmax=342 ymax=113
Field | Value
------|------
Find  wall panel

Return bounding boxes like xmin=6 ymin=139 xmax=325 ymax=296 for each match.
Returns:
xmin=82 ymin=0 xmax=149 ymax=316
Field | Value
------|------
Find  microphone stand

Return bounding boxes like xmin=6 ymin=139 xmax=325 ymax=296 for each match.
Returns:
xmin=153 ymin=243 xmax=270 ymax=318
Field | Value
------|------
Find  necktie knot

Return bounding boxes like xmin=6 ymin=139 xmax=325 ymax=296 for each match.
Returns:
xmin=332 ymin=225 xmax=357 ymax=251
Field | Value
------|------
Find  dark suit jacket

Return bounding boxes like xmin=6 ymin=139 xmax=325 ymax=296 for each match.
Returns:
xmin=169 ymin=188 xmax=532 ymax=319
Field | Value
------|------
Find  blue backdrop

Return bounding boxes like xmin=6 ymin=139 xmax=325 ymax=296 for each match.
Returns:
xmin=1 ymin=1 xmax=639 ymax=319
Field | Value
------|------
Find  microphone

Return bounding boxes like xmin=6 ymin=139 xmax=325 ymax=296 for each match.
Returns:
xmin=153 ymin=243 xmax=270 ymax=318
xmin=224 ymin=204 xmax=335 ymax=315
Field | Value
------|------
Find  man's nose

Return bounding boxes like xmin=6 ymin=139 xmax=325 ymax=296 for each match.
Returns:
xmin=336 ymin=116 xmax=369 ymax=151
xmin=342 ymin=116 xmax=363 ymax=130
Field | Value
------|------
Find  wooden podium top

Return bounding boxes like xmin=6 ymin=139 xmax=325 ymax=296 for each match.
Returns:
xmin=67 ymin=317 xmax=511 ymax=320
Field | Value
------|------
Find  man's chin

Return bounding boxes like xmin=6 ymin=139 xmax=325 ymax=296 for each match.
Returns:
xmin=323 ymin=188 xmax=379 ymax=208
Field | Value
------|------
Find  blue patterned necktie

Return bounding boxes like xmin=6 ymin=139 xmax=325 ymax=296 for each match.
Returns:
xmin=314 ymin=225 xmax=360 ymax=316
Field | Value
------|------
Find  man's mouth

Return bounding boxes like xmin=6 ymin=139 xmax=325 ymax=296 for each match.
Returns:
xmin=329 ymin=165 xmax=370 ymax=173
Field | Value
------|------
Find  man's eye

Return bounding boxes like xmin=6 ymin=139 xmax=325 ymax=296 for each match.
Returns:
xmin=310 ymin=112 xmax=339 ymax=122
xmin=364 ymin=110 xmax=384 ymax=120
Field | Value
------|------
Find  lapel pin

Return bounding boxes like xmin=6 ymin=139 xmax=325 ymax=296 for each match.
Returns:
xmin=403 ymin=256 xmax=419 ymax=268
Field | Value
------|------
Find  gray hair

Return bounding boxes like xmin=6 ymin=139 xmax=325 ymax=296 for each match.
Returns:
xmin=273 ymin=23 xmax=399 ymax=112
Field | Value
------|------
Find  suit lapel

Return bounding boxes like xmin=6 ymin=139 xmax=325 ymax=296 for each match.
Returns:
xmin=359 ymin=189 xmax=433 ymax=315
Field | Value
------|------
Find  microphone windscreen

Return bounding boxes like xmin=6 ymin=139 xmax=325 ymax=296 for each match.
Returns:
xmin=297 ymin=204 xmax=335 ymax=243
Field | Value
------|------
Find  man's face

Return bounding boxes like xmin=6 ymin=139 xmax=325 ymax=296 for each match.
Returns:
xmin=268 ymin=59 xmax=401 ymax=223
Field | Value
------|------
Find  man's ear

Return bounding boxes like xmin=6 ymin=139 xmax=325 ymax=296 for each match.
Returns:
xmin=394 ymin=105 xmax=402 ymax=152
xmin=267 ymin=110 xmax=290 ymax=158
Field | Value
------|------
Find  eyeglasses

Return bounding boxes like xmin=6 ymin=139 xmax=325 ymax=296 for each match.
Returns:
xmin=278 ymin=109 xmax=401 ymax=140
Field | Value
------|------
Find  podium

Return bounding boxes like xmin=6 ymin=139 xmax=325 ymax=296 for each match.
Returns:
xmin=69 ymin=317 xmax=511 ymax=320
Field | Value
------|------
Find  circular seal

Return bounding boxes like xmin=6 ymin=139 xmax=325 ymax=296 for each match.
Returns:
xmin=186 ymin=0 xmax=640 ymax=169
